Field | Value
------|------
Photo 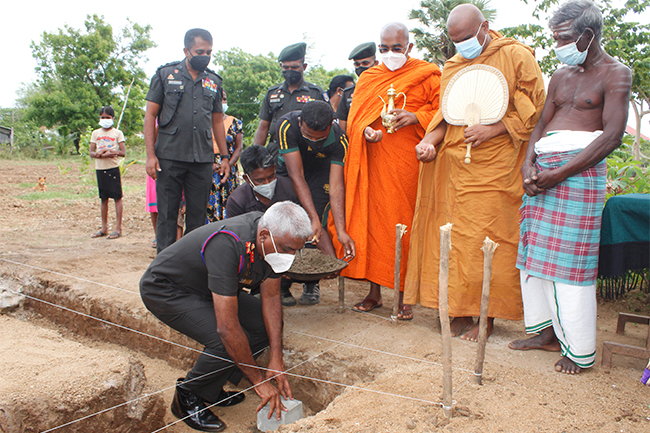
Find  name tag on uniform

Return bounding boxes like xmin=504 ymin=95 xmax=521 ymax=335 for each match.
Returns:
xmin=270 ymin=98 xmax=281 ymax=103
xmin=168 ymin=80 xmax=183 ymax=85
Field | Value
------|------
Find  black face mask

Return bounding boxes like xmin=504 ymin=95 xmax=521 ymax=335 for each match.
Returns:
xmin=355 ymin=66 xmax=370 ymax=77
xmin=283 ymin=70 xmax=302 ymax=85
xmin=189 ymin=54 xmax=210 ymax=72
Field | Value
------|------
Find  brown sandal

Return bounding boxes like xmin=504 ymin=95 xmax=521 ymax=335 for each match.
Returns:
xmin=397 ymin=305 xmax=413 ymax=321
xmin=352 ymin=298 xmax=383 ymax=312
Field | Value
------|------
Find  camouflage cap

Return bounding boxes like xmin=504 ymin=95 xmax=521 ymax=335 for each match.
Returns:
xmin=348 ymin=42 xmax=377 ymax=60
xmin=278 ymin=42 xmax=307 ymax=62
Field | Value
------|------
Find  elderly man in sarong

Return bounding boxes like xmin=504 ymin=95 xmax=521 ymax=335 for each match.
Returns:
xmin=508 ymin=0 xmax=631 ymax=374
xmin=405 ymin=4 xmax=546 ymax=339
xmin=332 ymin=22 xmax=441 ymax=319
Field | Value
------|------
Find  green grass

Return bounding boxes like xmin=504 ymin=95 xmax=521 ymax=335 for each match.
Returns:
xmin=18 ymin=190 xmax=96 ymax=200
xmin=16 ymin=182 xmax=144 ymax=201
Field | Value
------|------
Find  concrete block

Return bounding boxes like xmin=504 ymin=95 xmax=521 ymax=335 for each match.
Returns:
xmin=257 ymin=397 xmax=303 ymax=431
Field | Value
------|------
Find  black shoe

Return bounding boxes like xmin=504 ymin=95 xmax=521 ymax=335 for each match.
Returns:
xmin=281 ymin=285 xmax=297 ymax=307
xmin=215 ymin=389 xmax=245 ymax=407
xmin=300 ymin=282 xmax=320 ymax=305
xmin=170 ymin=379 xmax=226 ymax=432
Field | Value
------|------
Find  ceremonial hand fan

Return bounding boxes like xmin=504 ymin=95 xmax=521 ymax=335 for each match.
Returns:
xmin=442 ymin=64 xmax=509 ymax=164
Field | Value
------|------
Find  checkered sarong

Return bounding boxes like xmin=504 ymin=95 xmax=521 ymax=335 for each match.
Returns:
xmin=516 ymin=150 xmax=606 ymax=286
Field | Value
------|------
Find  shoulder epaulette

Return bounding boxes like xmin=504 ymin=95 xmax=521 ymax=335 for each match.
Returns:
xmin=156 ymin=60 xmax=183 ymax=72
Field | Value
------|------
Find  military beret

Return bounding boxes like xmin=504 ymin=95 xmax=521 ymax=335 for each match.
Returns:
xmin=348 ymin=42 xmax=377 ymax=60
xmin=278 ymin=42 xmax=307 ymax=62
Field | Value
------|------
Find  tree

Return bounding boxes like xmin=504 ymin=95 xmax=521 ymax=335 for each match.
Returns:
xmin=213 ymin=48 xmax=283 ymax=128
xmin=305 ymin=65 xmax=354 ymax=93
xmin=501 ymin=0 xmax=650 ymax=160
xmin=409 ymin=0 xmax=497 ymax=66
xmin=22 ymin=15 xmax=155 ymax=140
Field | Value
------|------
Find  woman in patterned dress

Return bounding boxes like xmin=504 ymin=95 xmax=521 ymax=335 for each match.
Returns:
xmin=206 ymin=89 xmax=243 ymax=222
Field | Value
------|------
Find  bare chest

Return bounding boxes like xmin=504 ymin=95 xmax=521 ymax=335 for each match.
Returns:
xmin=553 ymin=70 xmax=605 ymax=111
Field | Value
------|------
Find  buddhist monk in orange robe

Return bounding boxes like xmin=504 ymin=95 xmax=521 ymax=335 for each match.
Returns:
xmin=405 ymin=4 xmax=546 ymax=339
xmin=331 ymin=22 xmax=441 ymax=319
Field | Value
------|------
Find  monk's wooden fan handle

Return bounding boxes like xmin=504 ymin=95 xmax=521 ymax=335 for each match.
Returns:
xmin=465 ymin=142 xmax=472 ymax=164
xmin=464 ymin=104 xmax=480 ymax=165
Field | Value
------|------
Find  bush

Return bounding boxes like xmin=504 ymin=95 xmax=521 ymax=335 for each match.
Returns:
xmin=606 ymin=138 xmax=649 ymax=199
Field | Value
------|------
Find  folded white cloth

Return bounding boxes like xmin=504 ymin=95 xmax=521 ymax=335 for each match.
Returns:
xmin=534 ymin=130 xmax=603 ymax=155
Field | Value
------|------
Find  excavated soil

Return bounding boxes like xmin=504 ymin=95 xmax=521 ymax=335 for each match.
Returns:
xmin=1 ymin=158 xmax=649 ymax=433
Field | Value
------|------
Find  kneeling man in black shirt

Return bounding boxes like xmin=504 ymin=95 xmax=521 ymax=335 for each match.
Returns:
xmin=140 ymin=201 xmax=312 ymax=432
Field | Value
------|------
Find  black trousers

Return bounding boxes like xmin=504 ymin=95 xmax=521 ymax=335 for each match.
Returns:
xmin=156 ymin=158 xmax=213 ymax=253
xmin=141 ymin=288 xmax=269 ymax=403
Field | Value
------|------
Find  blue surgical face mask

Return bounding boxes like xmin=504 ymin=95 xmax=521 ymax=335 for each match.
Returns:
xmin=554 ymin=32 xmax=594 ymax=66
xmin=454 ymin=23 xmax=487 ymax=60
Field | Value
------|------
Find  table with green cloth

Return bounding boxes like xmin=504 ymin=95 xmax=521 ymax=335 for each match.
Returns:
xmin=598 ymin=194 xmax=650 ymax=278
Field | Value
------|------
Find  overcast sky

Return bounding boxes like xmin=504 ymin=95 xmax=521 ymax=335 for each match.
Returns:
xmin=1 ymin=0 xmax=648 ymax=134
xmin=1 ymin=0 xmax=538 ymax=107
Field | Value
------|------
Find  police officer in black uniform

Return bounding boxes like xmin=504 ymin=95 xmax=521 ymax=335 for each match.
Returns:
xmin=140 ymin=202 xmax=312 ymax=432
xmin=336 ymin=42 xmax=379 ymax=133
xmin=144 ymin=28 xmax=229 ymax=253
xmin=252 ymin=42 xmax=328 ymax=161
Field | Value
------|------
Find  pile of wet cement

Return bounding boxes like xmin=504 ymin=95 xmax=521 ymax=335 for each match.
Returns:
xmin=288 ymin=249 xmax=347 ymax=276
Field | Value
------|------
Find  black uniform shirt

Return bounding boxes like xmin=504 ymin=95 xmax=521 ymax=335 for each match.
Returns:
xmin=276 ymin=111 xmax=348 ymax=178
xmin=258 ymin=79 xmax=327 ymax=143
xmin=146 ymin=60 xmax=223 ymax=163
xmin=226 ymin=176 xmax=299 ymax=218
xmin=335 ymin=85 xmax=355 ymax=121
xmin=140 ymin=212 xmax=278 ymax=302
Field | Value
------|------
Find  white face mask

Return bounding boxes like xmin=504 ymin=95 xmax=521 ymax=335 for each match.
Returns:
xmin=246 ymin=174 xmax=277 ymax=200
xmin=262 ymin=230 xmax=296 ymax=273
xmin=381 ymin=51 xmax=407 ymax=71
xmin=222 ymin=103 xmax=229 ymax=113
xmin=99 ymin=119 xmax=114 ymax=129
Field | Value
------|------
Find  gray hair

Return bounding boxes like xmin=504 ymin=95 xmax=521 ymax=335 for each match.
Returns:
xmin=549 ymin=0 xmax=603 ymax=42
xmin=259 ymin=201 xmax=312 ymax=240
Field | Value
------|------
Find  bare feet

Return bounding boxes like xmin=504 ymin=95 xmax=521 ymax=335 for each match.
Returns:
xmin=555 ymin=357 xmax=582 ymax=374
xmin=449 ymin=317 xmax=474 ymax=337
xmin=508 ymin=327 xmax=561 ymax=352
xmin=460 ymin=317 xmax=494 ymax=342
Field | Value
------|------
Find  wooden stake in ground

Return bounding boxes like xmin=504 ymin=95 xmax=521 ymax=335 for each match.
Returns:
xmin=474 ymin=236 xmax=499 ymax=385
xmin=438 ymin=223 xmax=453 ymax=418
xmin=392 ymin=224 xmax=408 ymax=319
xmin=338 ymin=276 xmax=345 ymax=314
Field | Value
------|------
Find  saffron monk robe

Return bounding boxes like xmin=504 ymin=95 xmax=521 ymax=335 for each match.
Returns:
xmin=329 ymin=22 xmax=441 ymax=320
xmin=405 ymin=4 xmax=546 ymax=340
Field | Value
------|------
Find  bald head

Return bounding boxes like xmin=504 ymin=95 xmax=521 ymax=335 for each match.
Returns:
xmin=447 ymin=4 xmax=486 ymax=29
xmin=447 ymin=3 xmax=491 ymax=50
xmin=380 ymin=22 xmax=409 ymax=45
xmin=378 ymin=22 xmax=413 ymax=61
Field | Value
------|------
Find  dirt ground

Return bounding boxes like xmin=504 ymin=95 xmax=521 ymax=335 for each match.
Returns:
xmin=1 ymin=158 xmax=649 ymax=433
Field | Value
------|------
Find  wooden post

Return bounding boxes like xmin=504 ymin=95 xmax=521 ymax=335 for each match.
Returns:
xmin=439 ymin=223 xmax=453 ymax=418
xmin=474 ymin=237 xmax=498 ymax=385
xmin=392 ymin=224 xmax=408 ymax=319
xmin=338 ymin=276 xmax=345 ymax=313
